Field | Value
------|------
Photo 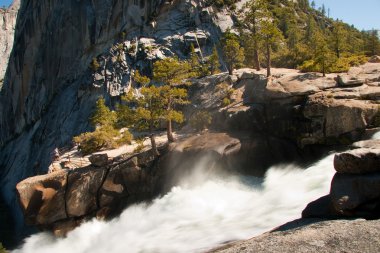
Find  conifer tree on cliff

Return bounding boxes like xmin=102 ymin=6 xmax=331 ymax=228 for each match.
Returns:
xmin=261 ymin=18 xmax=283 ymax=77
xmin=153 ymin=57 xmax=192 ymax=142
xmin=241 ymin=0 xmax=269 ymax=71
xmin=222 ymin=30 xmax=245 ymax=75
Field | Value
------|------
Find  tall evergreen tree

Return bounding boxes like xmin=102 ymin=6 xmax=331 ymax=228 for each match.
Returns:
xmin=153 ymin=57 xmax=192 ymax=142
xmin=261 ymin=18 xmax=283 ymax=76
xmin=241 ymin=0 xmax=270 ymax=70
xmin=221 ymin=31 xmax=245 ymax=75
xmin=209 ymin=46 xmax=221 ymax=74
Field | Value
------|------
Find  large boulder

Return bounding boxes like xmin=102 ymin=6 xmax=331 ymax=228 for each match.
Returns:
xmin=89 ymin=154 xmax=109 ymax=167
xmin=301 ymin=94 xmax=378 ymax=146
xmin=337 ymin=75 xmax=365 ymax=87
xmin=334 ymin=148 xmax=380 ymax=174
xmin=330 ymin=172 xmax=380 ymax=218
xmin=16 ymin=170 xmax=68 ymax=225
xmin=98 ymin=156 xmax=150 ymax=210
xmin=302 ymin=195 xmax=339 ymax=218
xmin=66 ymin=167 xmax=107 ymax=217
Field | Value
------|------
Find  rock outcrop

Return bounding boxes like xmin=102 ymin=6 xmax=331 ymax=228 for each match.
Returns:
xmin=190 ymin=65 xmax=380 ymax=147
xmin=0 ymin=0 xmax=19 ymax=86
xmin=210 ymin=219 xmax=380 ymax=253
xmin=16 ymin=132 xmax=244 ymax=235
xmin=303 ymin=139 xmax=380 ymax=219
xmin=0 ymin=0 xmax=228 ymax=240
xmin=16 ymin=148 xmax=159 ymax=236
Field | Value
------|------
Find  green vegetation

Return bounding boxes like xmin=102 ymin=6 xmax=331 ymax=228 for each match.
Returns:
xmin=189 ymin=111 xmax=212 ymax=131
xmin=90 ymin=57 xmax=101 ymax=71
xmin=153 ymin=57 xmax=193 ymax=142
xmin=73 ymin=98 xmax=132 ymax=155
xmin=216 ymin=83 xmax=235 ymax=107
xmin=76 ymin=57 xmax=193 ymax=156
xmin=209 ymin=46 xmax=221 ymax=75
xmin=221 ymin=0 xmax=380 ymax=76
xmin=222 ymin=30 xmax=245 ymax=75
xmin=0 ymin=242 xmax=7 ymax=253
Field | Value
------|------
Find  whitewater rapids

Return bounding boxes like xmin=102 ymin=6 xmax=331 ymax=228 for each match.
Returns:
xmin=14 ymin=151 xmax=338 ymax=253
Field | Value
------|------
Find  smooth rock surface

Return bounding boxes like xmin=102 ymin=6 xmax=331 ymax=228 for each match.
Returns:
xmin=16 ymin=170 xmax=68 ymax=225
xmin=89 ymin=154 xmax=109 ymax=167
xmin=334 ymin=148 xmax=380 ymax=174
xmin=66 ymin=167 xmax=106 ymax=217
xmin=211 ymin=219 xmax=380 ymax=253
xmin=330 ymin=172 xmax=380 ymax=218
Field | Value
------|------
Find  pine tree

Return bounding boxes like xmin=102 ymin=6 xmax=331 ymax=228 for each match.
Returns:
xmin=311 ymin=1 xmax=316 ymax=9
xmin=153 ymin=57 xmax=192 ymax=142
xmin=321 ymin=4 xmax=326 ymax=16
xmin=261 ymin=15 xmax=283 ymax=76
xmin=209 ymin=46 xmax=221 ymax=74
xmin=189 ymin=43 xmax=201 ymax=76
xmin=133 ymin=86 xmax=166 ymax=156
xmin=241 ymin=0 xmax=269 ymax=70
xmin=314 ymin=31 xmax=334 ymax=77
xmin=134 ymin=70 xmax=151 ymax=87
xmin=91 ymin=97 xmax=116 ymax=128
xmin=331 ymin=22 xmax=348 ymax=58
xmin=222 ymin=31 xmax=245 ymax=75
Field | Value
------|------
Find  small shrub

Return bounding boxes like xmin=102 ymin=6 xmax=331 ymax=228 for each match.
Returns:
xmin=0 ymin=243 xmax=7 ymax=253
xmin=73 ymin=126 xmax=120 ymax=155
xmin=117 ymin=130 xmax=133 ymax=146
xmin=222 ymin=97 xmax=231 ymax=107
xmin=133 ymin=138 xmax=145 ymax=153
xmin=216 ymin=83 xmax=234 ymax=107
xmin=90 ymin=58 xmax=101 ymax=71
xmin=189 ymin=110 xmax=212 ymax=131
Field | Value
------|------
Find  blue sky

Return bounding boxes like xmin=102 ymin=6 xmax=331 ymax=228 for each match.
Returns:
xmin=0 ymin=0 xmax=12 ymax=8
xmin=312 ymin=0 xmax=379 ymax=30
xmin=0 ymin=0 xmax=378 ymax=30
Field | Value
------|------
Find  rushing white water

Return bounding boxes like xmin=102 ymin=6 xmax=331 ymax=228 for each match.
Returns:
xmin=372 ymin=131 xmax=380 ymax=140
xmin=14 ymin=153 xmax=337 ymax=253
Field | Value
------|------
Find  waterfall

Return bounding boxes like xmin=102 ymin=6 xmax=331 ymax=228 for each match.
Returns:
xmin=14 ymin=153 xmax=337 ymax=253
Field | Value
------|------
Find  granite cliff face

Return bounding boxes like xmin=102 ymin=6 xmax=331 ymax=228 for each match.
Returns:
xmin=0 ymin=0 xmax=19 ymax=87
xmin=0 ymin=0 xmax=228 ymax=241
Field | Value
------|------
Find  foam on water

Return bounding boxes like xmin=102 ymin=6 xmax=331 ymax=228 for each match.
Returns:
xmin=14 ymin=152 xmax=337 ymax=253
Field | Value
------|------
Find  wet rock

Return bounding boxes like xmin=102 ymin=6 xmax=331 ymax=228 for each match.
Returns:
xmin=330 ymin=172 xmax=380 ymax=218
xmin=352 ymin=139 xmax=380 ymax=149
xmin=51 ymin=218 xmax=82 ymax=237
xmin=302 ymin=195 xmax=339 ymax=218
xmin=66 ymin=167 xmax=107 ymax=217
xmin=334 ymin=148 xmax=380 ymax=174
xmin=89 ymin=154 xmax=109 ymax=167
xmin=211 ymin=219 xmax=380 ymax=253
xmin=16 ymin=170 xmax=68 ymax=225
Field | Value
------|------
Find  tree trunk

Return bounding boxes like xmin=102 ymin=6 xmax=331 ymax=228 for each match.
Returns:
xmin=266 ymin=41 xmax=271 ymax=77
xmin=228 ymin=63 xmax=233 ymax=75
xmin=167 ymin=96 xmax=175 ymax=143
xmin=167 ymin=120 xmax=175 ymax=142
xmin=253 ymin=43 xmax=261 ymax=71
xmin=150 ymin=134 xmax=159 ymax=157
xmin=322 ymin=57 xmax=326 ymax=77
xmin=149 ymin=121 xmax=159 ymax=156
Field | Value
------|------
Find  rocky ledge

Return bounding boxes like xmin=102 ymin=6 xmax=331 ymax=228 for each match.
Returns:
xmin=189 ymin=63 xmax=380 ymax=148
xmin=211 ymin=138 xmax=380 ymax=253
xmin=16 ymin=133 xmax=242 ymax=236
xmin=211 ymin=219 xmax=380 ymax=253
xmin=303 ymin=139 xmax=380 ymax=219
